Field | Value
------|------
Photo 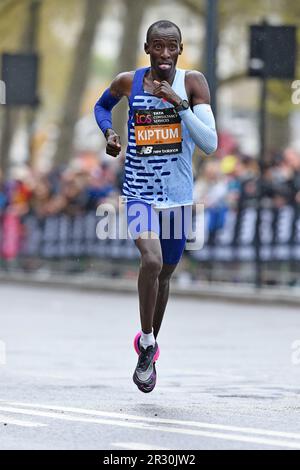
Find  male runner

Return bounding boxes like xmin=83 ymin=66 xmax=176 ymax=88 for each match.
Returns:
xmin=94 ymin=20 xmax=217 ymax=393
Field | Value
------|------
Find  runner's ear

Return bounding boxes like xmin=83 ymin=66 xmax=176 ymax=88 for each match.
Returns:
xmin=144 ymin=42 xmax=149 ymax=54
xmin=179 ymin=43 xmax=183 ymax=55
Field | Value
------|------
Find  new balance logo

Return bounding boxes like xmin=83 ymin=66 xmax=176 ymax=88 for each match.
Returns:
xmin=140 ymin=146 xmax=153 ymax=155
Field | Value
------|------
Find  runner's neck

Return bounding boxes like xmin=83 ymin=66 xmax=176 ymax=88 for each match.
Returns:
xmin=144 ymin=67 xmax=177 ymax=93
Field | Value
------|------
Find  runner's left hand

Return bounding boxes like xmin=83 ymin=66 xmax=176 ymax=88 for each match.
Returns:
xmin=153 ymin=80 xmax=182 ymax=107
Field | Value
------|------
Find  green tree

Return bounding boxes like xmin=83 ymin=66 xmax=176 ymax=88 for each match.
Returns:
xmin=180 ymin=0 xmax=300 ymax=151
xmin=0 ymin=0 xmax=34 ymax=176
xmin=112 ymin=0 xmax=148 ymax=143
xmin=53 ymin=0 xmax=105 ymax=167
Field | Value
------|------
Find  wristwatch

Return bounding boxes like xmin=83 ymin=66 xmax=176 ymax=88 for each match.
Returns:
xmin=174 ymin=99 xmax=189 ymax=112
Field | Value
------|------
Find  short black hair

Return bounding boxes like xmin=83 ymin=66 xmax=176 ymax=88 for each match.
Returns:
xmin=146 ymin=20 xmax=182 ymax=43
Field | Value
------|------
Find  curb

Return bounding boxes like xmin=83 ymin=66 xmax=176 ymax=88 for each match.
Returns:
xmin=1 ymin=271 xmax=300 ymax=307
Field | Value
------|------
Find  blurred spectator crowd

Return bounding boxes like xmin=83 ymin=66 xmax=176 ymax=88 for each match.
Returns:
xmin=1 ymin=146 xmax=300 ymax=221
xmin=0 ymin=154 xmax=123 ymax=220
xmin=194 ymin=147 xmax=300 ymax=209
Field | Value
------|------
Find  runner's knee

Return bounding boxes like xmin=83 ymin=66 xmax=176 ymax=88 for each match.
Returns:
xmin=141 ymin=252 xmax=163 ymax=276
xmin=159 ymin=264 xmax=177 ymax=284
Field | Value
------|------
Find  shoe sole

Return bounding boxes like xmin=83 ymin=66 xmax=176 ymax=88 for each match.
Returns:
xmin=133 ymin=364 xmax=157 ymax=393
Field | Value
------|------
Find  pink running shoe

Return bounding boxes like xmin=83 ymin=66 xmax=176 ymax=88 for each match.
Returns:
xmin=133 ymin=331 xmax=160 ymax=362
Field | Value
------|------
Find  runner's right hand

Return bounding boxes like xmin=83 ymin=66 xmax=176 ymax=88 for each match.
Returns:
xmin=105 ymin=130 xmax=121 ymax=157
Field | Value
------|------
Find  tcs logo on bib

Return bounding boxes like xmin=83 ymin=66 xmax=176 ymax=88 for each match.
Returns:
xmin=135 ymin=113 xmax=153 ymax=124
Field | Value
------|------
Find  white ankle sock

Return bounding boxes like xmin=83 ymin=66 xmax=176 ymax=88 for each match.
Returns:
xmin=140 ymin=330 xmax=155 ymax=349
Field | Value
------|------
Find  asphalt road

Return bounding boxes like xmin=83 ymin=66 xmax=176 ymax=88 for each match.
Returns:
xmin=0 ymin=283 xmax=300 ymax=450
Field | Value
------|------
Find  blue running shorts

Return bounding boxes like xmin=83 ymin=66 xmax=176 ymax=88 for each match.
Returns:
xmin=126 ymin=200 xmax=193 ymax=265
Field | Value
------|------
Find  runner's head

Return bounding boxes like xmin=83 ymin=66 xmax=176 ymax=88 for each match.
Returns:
xmin=144 ymin=20 xmax=183 ymax=78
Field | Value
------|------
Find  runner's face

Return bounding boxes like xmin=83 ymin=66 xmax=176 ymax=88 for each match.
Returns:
xmin=144 ymin=27 xmax=183 ymax=78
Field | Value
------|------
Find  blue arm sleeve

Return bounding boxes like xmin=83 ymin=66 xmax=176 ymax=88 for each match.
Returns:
xmin=94 ymin=88 xmax=121 ymax=136
xmin=178 ymin=103 xmax=218 ymax=155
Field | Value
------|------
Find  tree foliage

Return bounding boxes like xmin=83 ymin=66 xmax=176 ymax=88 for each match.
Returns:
xmin=53 ymin=0 xmax=104 ymax=166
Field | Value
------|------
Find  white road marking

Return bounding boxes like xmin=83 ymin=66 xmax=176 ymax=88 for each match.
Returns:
xmin=112 ymin=442 xmax=168 ymax=450
xmin=0 ymin=414 xmax=46 ymax=427
xmin=5 ymin=400 xmax=300 ymax=441
xmin=0 ymin=404 xmax=300 ymax=449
